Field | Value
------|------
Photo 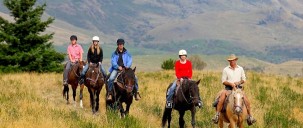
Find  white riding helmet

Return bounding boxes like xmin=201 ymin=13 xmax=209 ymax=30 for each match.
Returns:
xmin=179 ymin=49 xmax=187 ymax=56
xmin=92 ymin=36 xmax=99 ymax=41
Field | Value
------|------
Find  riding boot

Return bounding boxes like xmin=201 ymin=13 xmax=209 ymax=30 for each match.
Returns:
xmin=244 ymin=95 xmax=257 ymax=125
xmin=134 ymin=91 xmax=141 ymax=101
xmin=107 ymin=91 xmax=112 ymax=101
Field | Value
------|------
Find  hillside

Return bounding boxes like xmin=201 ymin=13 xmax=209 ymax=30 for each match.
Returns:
xmin=2 ymin=0 xmax=303 ymax=63
xmin=0 ymin=71 xmax=302 ymax=127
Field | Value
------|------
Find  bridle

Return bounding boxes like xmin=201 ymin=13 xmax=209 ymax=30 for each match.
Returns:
xmin=180 ymin=80 xmax=199 ymax=105
xmin=86 ymin=65 xmax=101 ymax=84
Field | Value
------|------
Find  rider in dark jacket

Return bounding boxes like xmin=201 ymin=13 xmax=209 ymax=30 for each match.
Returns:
xmin=79 ymin=36 xmax=106 ymax=84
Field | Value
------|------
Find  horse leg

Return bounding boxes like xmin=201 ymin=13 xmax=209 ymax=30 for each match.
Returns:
xmin=218 ymin=116 xmax=224 ymax=128
xmin=79 ymin=84 xmax=84 ymax=108
xmin=87 ymin=88 xmax=95 ymax=113
xmin=191 ymin=107 xmax=196 ymax=128
xmin=119 ymin=102 xmax=125 ymax=118
xmin=229 ymin=121 xmax=236 ymax=128
xmin=161 ymin=108 xmax=172 ymax=128
xmin=178 ymin=110 xmax=185 ymax=128
xmin=63 ymin=85 xmax=69 ymax=104
xmin=72 ymin=85 xmax=77 ymax=107
xmin=125 ymin=102 xmax=131 ymax=116
xmin=95 ymin=89 xmax=101 ymax=112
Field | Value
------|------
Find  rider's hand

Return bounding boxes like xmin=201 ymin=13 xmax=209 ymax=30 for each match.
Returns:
xmin=118 ymin=66 xmax=123 ymax=71
xmin=234 ymin=81 xmax=240 ymax=86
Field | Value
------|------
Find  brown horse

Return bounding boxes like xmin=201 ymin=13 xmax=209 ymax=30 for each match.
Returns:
xmin=218 ymin=88 xmax=247 ymax=128
xmin=162 ymin=78 xmax=201 ymax=128
xmin=106 ymin=67 xmax=136 ymax=118
xmin=84 ymin=63 xmax=104 ymax=114
xmin=62 ymin=61 xmax=86 ymax=107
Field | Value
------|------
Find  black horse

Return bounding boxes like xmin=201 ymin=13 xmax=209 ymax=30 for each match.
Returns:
xmin=84 ymin=63 xmax=104 ymax=114
xmin=106 ymin=67 xmax=136 ymax=117
xmin=162 ymin=78 xmax=201 ymax=128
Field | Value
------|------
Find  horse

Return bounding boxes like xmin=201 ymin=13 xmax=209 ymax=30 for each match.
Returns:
xmin=62 ymin=61 xmax=86 ymax=107
xmin=84 ymin=63 xmax=104 ymax=114
xmin=218 ymin=88 xmax=247 ymax=128
xmin=162 ymin=78 xmax=201 ymax=128
xmin=105 ymin=67 xmax=136 ymax=118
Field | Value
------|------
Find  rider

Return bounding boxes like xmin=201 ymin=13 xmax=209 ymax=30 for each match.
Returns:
xmin=165 ymin=49 xmax=202 ymax=108
xmin=107 ymin=38 xmax=140 ymax=101
xmin=79 ymin=36 xmax=107 ymax=84
xmin=211 ymin=54 xmax=256 ymax=125
xmin=63 ymin=35 xmax=83 ymax=86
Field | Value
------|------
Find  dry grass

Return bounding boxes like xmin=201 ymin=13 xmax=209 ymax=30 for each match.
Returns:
xmin=0 ymin=71 xmax=302 ymax=128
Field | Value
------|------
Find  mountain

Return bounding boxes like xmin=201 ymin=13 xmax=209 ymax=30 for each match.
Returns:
xmin=1 ymin=0 xmax=303 ymax=63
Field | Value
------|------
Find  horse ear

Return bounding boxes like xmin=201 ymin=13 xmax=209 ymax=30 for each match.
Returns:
xmin=196 ymin=79 xmax=201 ymax=85
xmin=133 ymin=67 xmax=136 ymax=72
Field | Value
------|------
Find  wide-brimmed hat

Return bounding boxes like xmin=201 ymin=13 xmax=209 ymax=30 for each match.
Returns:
xmin=227 ymin=54 xmax=238 ymax=61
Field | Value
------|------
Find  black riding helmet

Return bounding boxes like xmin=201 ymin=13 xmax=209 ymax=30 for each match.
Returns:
xmin=70 ymin=35 xmax=77 ymax=41
xmin=117 ymin=38 xmax=125 ymax=45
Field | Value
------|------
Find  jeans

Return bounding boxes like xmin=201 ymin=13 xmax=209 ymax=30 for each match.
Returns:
xmin=63 ymin=61 xmax=72 ymax=83
xmin=81 ymin=63 xmax=107 ymax=77
xmin=166 ymin=80 xmax=177 ymax=101
xmin=107 ymin=70 xmax=139 ymax=92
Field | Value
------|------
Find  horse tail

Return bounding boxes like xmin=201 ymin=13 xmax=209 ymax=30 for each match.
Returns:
xmin=63 ymin=85 xmax=69 ymax=99
xmin=161 ymin=107 xmax=172 ymax=127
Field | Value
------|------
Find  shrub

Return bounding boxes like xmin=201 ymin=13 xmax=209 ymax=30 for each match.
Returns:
xmin=189 ymin=55 xmax=207 ymax=70
xmin=161 ymin=58 xmax=175 ymax=70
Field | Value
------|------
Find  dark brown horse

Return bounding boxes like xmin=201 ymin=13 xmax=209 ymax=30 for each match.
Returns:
xmin=84 ymin=63 xmax=104 ymax=114
xmin=62 ymin=61 xmax=86 ymax=107
xmin=106 ymin=67 xmax=136 ymax=118
xmin=162 ymin=78 xmax=201 ymax=128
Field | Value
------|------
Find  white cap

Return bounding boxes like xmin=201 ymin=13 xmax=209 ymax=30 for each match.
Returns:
xmin=92 ymin=36 xmax=99 ymax=41
xmin=179 ymin=49 xmax=187 ymax=56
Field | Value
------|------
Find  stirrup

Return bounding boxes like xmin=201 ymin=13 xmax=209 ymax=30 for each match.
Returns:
xmin=247 ymin=116 xmax=256 ymax=125
xmin=166 ymin=101 xmax=173 ymax=108
xmin=135 ymin=92 xmax=141 ymax=101
xmin=107 ymin=94 xmax=112 ymax=101
xmin=212 ymin=114 xmax=219 ymax=124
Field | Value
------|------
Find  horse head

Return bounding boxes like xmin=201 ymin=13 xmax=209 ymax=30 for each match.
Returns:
xmin=121 ymin=67 xmax=136 ymax=94
xmin=86 ymin=63 xmax=102 ymax=87
xmin=232 ymin=88 xmax=244 ymax=115
xmin=187 ymin=79 xmax=201 ymax=106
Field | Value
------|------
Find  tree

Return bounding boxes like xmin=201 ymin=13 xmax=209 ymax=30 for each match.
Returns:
xmin=0 ymin=0 xmax=64 ymax=72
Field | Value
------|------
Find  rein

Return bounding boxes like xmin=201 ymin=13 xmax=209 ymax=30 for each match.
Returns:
xmin=86 ymin=69 xmax=101 ymax=83
xmin=71 ymin=63 xmax=81 ymax=78
xmin=180 ymin=80 xmax=198 ymax=105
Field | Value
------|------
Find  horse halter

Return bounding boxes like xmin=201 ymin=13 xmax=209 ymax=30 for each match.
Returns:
xmin=86 ymin=67 xmax=101 ymax=84
xmin=233 ymin=90 xmax=244 ymax=114
xmin=120 ymin=70 xmax=135 ymax=91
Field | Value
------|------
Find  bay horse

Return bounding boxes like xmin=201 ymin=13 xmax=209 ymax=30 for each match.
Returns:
xmin=218 ymin=88 xmax=247 ymax=128
xmin=162 ymin=78 xmax=201 ymax=128
xmin=84 ymin=63 xmax=104 ymax=114
xmin=105 ymin=67 xmax=136 ymax=118
xmin=62 ymin=61 xmax=86 ymax=107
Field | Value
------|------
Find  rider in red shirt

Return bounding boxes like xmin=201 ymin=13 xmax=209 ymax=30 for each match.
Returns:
xmin=165 ymin=49 xmax=202 ymax=108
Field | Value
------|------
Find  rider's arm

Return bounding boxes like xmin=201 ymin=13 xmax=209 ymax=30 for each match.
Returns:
xmin=67 ymin=45 xmax=74 ymax=62
xmin=175 ymin=61 xmax=181 ymax=79
xmin=79 ymin=45 xmax=83 ymax=61
xmin=222 ymin=68 xmax=235 ymax=88
xmin=87 ymin=48 xmax=91 ymax=63
xmin=111 ymin=52 xmax=119 ymax=70
xmin=125 ymin=52 xmax=132 ymax=68
xmin=100 ymin=47 xmax=103 ymax=63
xmin=188 ymin=60 xmax=193 ymax=79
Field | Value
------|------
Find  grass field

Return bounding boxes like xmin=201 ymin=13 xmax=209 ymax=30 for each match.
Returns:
xmin=0 ymin=70 xmax=303 ymax=128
